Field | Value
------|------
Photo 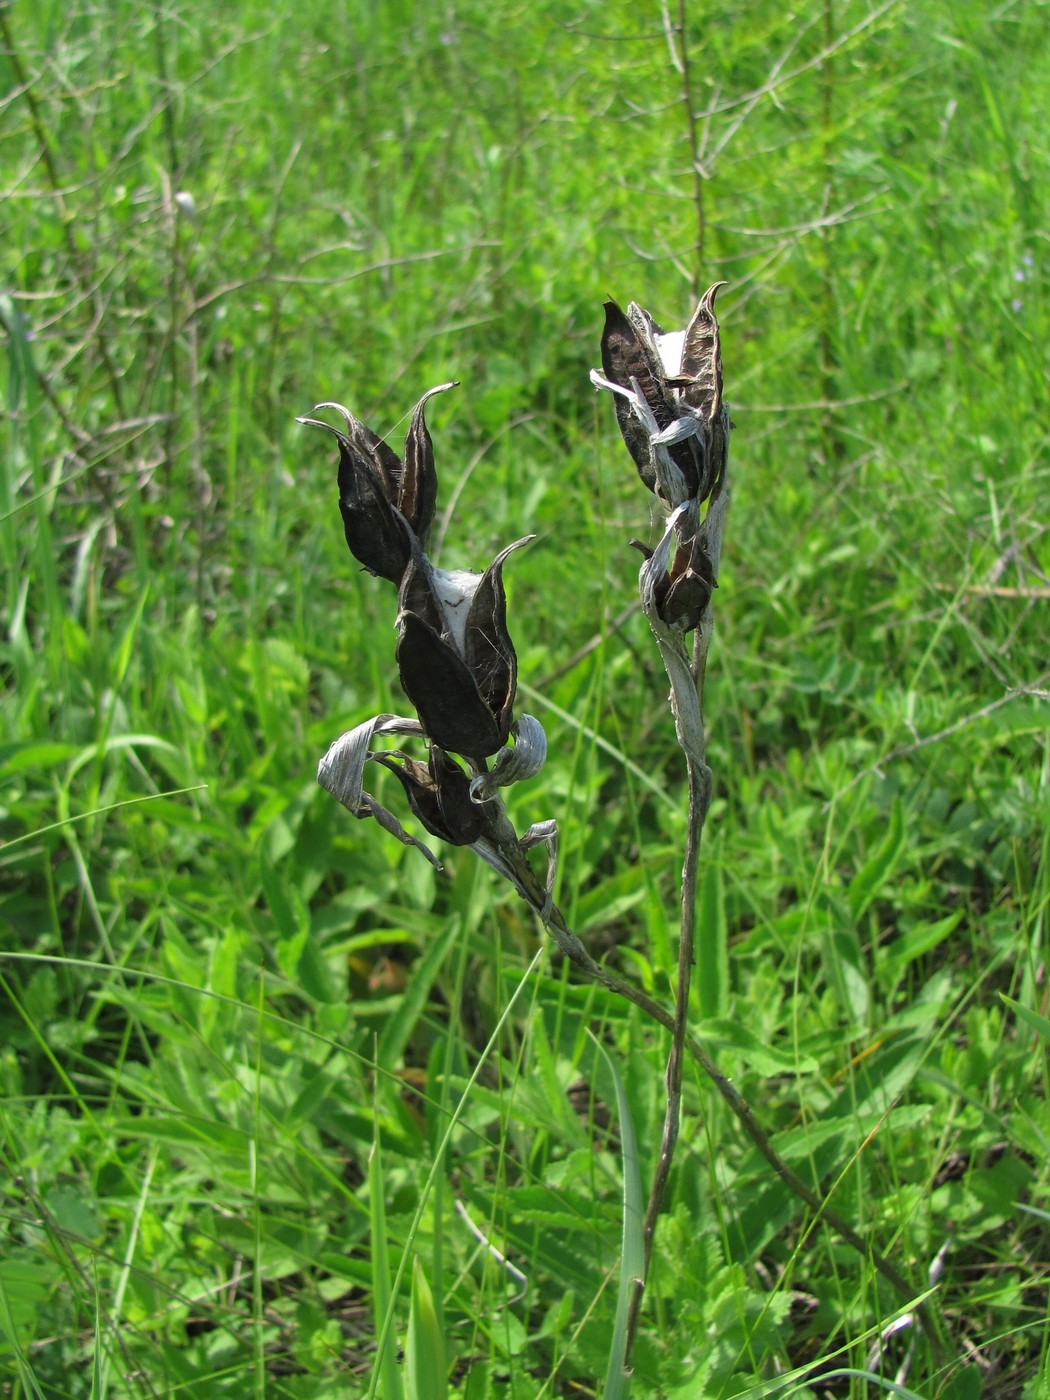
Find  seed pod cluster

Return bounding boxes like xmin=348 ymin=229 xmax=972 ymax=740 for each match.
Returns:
xmin=300 ymin=384 xmax=543 ymax=846
xmin=596 ymin=284 xmax=731 ymax=632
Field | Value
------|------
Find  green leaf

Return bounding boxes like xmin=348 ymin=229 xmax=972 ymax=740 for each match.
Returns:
xmin=261 ymin=852 xmax=338 ymax=1001
xmin=881 ymin=912 xmax=963 ymax=978
xmin=696 ymin=1019 xmax=819 ymax=1076
xmin=370 ymin=1074 xmax=404 ymax=1400
xmin=377 ymin=915 xmax=461 ymax=1069
xmin=593 ymin=1035 xmax=641 ymax=1400
xmin=695 ymin=854 xmax=727 ymax=1020
xmin=823 ymin=926 xmax=870 ymax=1028
xmin=1002 ymin=994 xmax=1050 ymax=1046
xmin=0 ymin=1267 xmax=48 ymax=1400
xmin=406 ymin=1256 xmax=447 ymax=1400
xmin=848 ymin=799 xmax=906 ymax=923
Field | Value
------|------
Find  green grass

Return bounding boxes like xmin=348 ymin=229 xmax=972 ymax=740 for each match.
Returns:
xmin=2 ymin=0 xmax=1048 ymax=1394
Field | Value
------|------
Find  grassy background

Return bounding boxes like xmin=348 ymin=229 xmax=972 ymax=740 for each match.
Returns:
xmin=2 ymin=0 xmax=1048 ymax=1394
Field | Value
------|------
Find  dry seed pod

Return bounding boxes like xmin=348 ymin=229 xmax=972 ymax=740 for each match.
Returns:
xmin=395 ymin=537 xmax=533 ymax=759
xmin=297 ymin=382 xmax=456 ymax=580
xmin=599 ymin=286 xmax=728 ymax=508
xmin=373 ymin=747 xmax=487 ymax=845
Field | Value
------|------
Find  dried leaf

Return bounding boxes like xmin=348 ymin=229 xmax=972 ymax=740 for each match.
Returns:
xmin=469 ymin=714 xmax=548 ymax=801
xmin=315 ymin=716 xmax=440 ymax=867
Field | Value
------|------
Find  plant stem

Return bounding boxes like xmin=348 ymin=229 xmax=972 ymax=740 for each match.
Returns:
xmin=624 ymin=748 xmax=710 ymax=1362
xmin=482 ymin=818 xmax=943 ymax=1355
xmin=677 ymin=0 xmax=706 ymax=295
xmin=819 ymin=0 xmax=843 ymax=466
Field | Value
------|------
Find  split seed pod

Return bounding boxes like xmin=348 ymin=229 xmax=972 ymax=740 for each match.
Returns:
xmin=297 ymin=382 xmax=457 ymax=581
xmin=600 ymin=285 xmax=727 ymax=508
xmin=373 ymin=747 xmax=488 ymax=846
xmin=395 ymin=535 xmax=533 ymax=758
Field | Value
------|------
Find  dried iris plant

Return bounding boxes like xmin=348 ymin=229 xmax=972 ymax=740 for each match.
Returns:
xmin=591 ymin=288 xmax=937 ymax=1363
xmin=591 ymin=285 xmax=730 ymax=1351
xmin=300 ymin=310 xmax=928 ymax=1380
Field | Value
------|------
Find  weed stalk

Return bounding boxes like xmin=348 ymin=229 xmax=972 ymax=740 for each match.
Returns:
xmin=306 ymin=347 xmax=943 ymax=1380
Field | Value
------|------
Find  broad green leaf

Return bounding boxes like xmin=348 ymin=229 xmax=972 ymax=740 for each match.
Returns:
xmin=377 ymin=916 xmax=461 ymax=1069
xmin=406 ymin=1256 xmax=446 ymax=1400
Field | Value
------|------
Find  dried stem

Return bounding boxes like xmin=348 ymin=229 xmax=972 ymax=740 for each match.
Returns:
xmin=624 ymin=746 xmax=710 ymax=1360
xmin=659 ymin=0 xmax=706 ymax=295
xmin=481 ymin=811 xmax=942 ymax=1358
xmin=624 ymin=475 xmax=723 ymax=1358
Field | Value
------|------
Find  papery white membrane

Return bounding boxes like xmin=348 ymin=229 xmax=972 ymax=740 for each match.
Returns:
xmin=652 ymin=417 xmax=700 ymax=446
xmin=654 ymin=329 xmax=685 ymax=376
xmin=429 ymin=566 xmax=482 ymax=655
xmin=317 ymin=724 xmax=373 ymax=809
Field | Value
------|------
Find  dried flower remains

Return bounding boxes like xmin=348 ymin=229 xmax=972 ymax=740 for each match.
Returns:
xmin=299 ymin=384 xmax=547 ymax=867
xmin=592 ymin=284 xmax=731 ymax=634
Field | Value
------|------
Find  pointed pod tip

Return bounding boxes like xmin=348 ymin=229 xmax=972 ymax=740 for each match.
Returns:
xmin=699 ymin=281 xmax=729 ymax=312
xmin=298 ymin=402 xmax=357 ymax=434
xmin=297 ymin=414 xmax=343 ymax=436
xmin=497 ymin=533 xmax=537 ymax=562
xmin=418 ymin=380 xmax=460 ymax=403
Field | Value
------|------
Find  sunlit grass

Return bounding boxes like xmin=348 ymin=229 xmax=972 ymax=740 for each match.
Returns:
xmin=2 ymin=0 xmax=1048 ymax=1394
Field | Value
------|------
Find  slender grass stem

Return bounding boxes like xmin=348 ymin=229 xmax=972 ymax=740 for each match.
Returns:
xmin=678 ymin=0 xmax=707 ymax=294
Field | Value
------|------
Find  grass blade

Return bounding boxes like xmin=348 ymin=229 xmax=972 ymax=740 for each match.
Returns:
xmin=371 ymin=1046 xmax=405 ymax=1400
xmin=593 ymin=1034 xmax=643 ymax=1400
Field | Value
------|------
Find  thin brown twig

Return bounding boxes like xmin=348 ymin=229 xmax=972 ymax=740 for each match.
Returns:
xmin=673 ymin=0 xmax=705 ymax=292
xmin=533 ymin=601 xmax=641 ymax=687
xmin=933 ymin=582 xmax=1050 ymax=600
xmin=825 ymin=685 xmax=1047 ymax=808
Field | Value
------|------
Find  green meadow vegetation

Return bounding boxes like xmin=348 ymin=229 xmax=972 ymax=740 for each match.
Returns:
xmin=2 ymin=0 xmax=1048 ymax=1394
